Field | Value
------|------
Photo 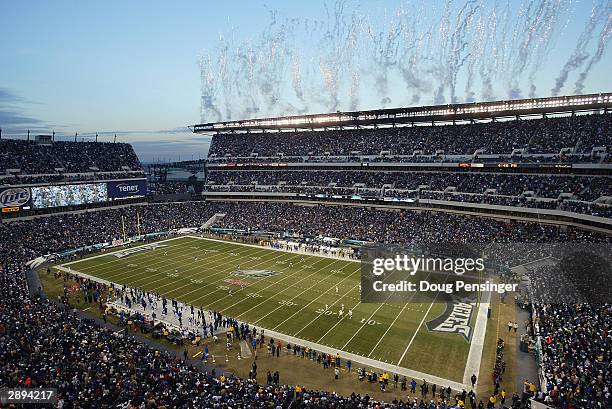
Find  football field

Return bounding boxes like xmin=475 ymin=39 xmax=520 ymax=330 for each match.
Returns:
xmin=56 ymin=235 xmax=488 ymax=386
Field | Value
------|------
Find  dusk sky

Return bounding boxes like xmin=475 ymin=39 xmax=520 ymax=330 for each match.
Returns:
xmin=1 ymin=0 xmax=610 ymax=162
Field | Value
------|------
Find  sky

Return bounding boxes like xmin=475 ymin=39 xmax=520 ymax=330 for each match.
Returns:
xmin=0 ymin=0 xmax=610 ymax=162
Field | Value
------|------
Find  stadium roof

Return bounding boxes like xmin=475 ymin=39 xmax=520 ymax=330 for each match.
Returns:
xmin=190 ymin=92 xmax=612 ymax=133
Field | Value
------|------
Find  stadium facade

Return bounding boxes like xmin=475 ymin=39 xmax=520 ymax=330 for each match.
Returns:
xmin=1 ymin=93 xmax=610 ymax=408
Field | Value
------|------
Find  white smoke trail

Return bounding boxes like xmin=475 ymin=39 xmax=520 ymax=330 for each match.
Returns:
xmin=574 ymin=1 xmax=612 ymax=93
xmin=198 ymin=54 xmax=222 ymax=122
xmin=197 ymin=0 xmax=607 ymax=121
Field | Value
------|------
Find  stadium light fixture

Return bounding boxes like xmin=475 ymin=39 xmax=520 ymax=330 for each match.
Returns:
xmin=191 ymin=92 xmax=612 ymax=133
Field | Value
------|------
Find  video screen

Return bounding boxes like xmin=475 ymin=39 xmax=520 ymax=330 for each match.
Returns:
xmin=31 ymin=183 xmax=108 ymax=208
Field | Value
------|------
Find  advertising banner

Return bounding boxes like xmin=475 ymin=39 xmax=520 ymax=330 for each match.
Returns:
xmin=107 ymin=179 xmax=147 ymax=199
xmin=0 ymin=187 xmax=32 ymax=209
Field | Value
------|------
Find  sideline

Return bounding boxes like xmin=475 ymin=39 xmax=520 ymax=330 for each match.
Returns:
xmin=187 ymin=235 xmax=360 ymax=263
xmin=463 ymin=290 xmax=491 ymax=388
xmin=253 ymin=325 xmax=467 ymax=392
xmin=31 ymin=270 xmax=226 ymax=376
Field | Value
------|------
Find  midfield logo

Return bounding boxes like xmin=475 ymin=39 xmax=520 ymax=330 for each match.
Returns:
xmin=425 ymin=295 xmax=476 ymax=341
xmin=231 ymin=270 xmax=280 ymax=278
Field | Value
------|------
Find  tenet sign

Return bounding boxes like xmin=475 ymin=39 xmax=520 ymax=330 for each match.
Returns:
xmin=0 ymin=187 xmax=31 ymax=208
xmin=107 ymin=180 xmax=147 ymax=199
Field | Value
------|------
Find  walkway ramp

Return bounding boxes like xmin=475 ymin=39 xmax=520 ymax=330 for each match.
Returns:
xmin=202 ymin=213 xmax=226 ymax=230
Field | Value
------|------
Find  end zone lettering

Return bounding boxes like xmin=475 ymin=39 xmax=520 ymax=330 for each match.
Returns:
xmin=426 ymin=296 xmax=476 ymax=341
xmin=112 ymin=243 xmax=168 ymax=258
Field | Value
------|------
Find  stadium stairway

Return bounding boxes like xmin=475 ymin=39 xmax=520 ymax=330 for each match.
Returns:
xmin=514 ymin=305 xmax=539 ymax=394
xmin=202 ymin=212 xmax=227 ymax=230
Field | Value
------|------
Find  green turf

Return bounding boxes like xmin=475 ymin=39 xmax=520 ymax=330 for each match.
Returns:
xmin=57 ymin=235 xmax=482 ymax=382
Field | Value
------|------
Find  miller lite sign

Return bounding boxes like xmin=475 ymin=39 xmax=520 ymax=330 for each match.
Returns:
xmin=0 ymin=187 xmax=31 ymax=208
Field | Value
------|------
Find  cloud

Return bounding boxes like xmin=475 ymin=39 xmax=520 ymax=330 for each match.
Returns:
xmin=0 ymin=108 xmax=44 ymax=126
xmin=68 ymin=126 xmax=197 ymax=139
xmin=130 ymin=139 xmax=211 ymax=163
xmin=0 ymin=87 xmax=209 ymax=162
xmin=0 ymin=88 xmax=49 ymax=135
xmin=0 ymin=88 xmax=24 ymax=103
xmin=157 ymin=126 xmax=193 ymax=134
xmin=184 ymin=134 xmax=214 ymax=142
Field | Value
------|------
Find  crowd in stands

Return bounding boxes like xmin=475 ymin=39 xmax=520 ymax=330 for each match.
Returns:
xmin=205 ymin=170 xmax=611 ymax=216
xmin=1 ymin=202 xmax=215 ymax=263
xmin=533 ymin=303 xmax=611 ymax=408
xmin=559 ymin=201 xmax=612 ymax=218
xmin=4 ymin=202 xmax=608 ymax=266
xmin=212 ymin=202 xmax=608 ymax=244
xmin=2 ymin=112 xmax=611 ymax=408
xmin=0 ymin=139 xmax=142 ymax=174
xmin=206 ymin=153 xmax=604 ymax=164
xmin=148 ymin=181 xmax=191 ymax=195
xmin=207 ymin=114 xmax=612 ymax=158
xmin=0 ymin=171 xmax=145 ymax=187
xmin=0 ymin=199 xmax=609 ymax=407
xmin=1 ymin=103 xmax=610 ymax=406
xmin=207 ymin=170 xmax=610 ymax=200
xmin=0 ymin=202 xmax=517 ymax=407
xmin=1 ymin=265 xmax=301 ymax=408
xmin=205 ymin=113 xmax=611 ymax=218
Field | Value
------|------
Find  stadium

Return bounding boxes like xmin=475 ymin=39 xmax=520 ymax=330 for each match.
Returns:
xmin=1 ymin=2 xmax=611 ymax=409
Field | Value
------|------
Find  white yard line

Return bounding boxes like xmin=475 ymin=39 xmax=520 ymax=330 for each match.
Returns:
xmin=367 ymin=302 xmax=411 ymax=358
xmin=275 ymin=280 xmax=361 ymax=331
xmin=191 ymin=252 xmax=307 ymax=307
xmin=257 ymin=266 xmax=361 ymax=327
xmin=253 ymin=325 xmax=467 ymax=392
xmin=366 ymin=271 xmax=433 ymax=358
xmin=62 ymin=241 xmax=187 ymax=274
xmin=310 ymin=299 xmax=362 ymax=342
xmin=339 ymin=299 xmax=391 ymax=349
xmin=231 ymin=259 xmax=347 ymax=318
xmin=55 ymin=234 xmax=475 ymax=391
xmin=396 ymin=291 xmax=441 ymax=366
xmin=334 ymin=271 xmax=415 ymax=350
xmin=61 ymin=236 xmax=185 ymax=266
xmin=59 ymin=237 xmax=223 ymax=284
xmin=147 ymin=246 xmax=290 ymax=294
xmin=58 ymin=239 xmax=237 ymax=294
xmin=162 ymin=251 xmax=305 ymax=302
xmin=65 ymin=237 xmax=289 ymax=300
xmin=80 ymin=239 xmax=231 ymax=284
xmin=57 ymin=238 xmax=302 ymax=314
xmin=118 ymin=238 xmax=264 ymax=287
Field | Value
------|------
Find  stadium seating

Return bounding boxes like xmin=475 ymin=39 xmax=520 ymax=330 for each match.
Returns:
xmin=207 ymin=114 xmax=612 ymax=158
xmin=204 ymin=170 xmax=611 ymax=216
xmin=1 ymin=110 xmax=610 ymax=408
xmin=207 ymin=170 xmax=609 ymax=198
xmin=203 ymin=113 xmax=612 ymax=217
xmin=0 ymin=140 xmax=143 ymax=186
xmin=533 ymin=303 xmax=611 ymax=408
xmin=1 ymin=199 xmax=609 ymax=408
